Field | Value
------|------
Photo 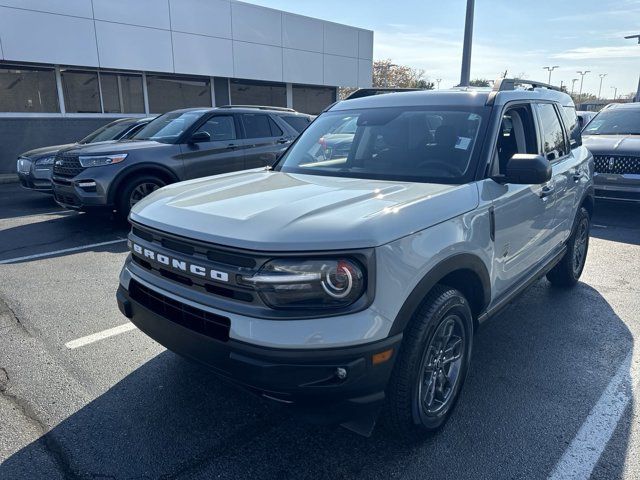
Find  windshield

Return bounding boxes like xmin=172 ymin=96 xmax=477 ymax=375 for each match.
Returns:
xmin=583 ymin=109 xmax=640 ymax=135
xmin=276 ymin=106 xmax=488 ymax=184
xmin=133 ymin=110 xmax=205 ymax=143
xmin=79 ymin=121 xmax=132 ymax=144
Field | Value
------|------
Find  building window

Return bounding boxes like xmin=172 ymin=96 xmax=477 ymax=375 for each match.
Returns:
xmin=293 ymin=85 xmax=336 ymax=115
xmin=61 ymin=69 xmax=101 ymax=113
xmin=146 ymin=75 xmax=211 ymax=113
xmin=230 ymin=80 xmax=286 ymax=108
xmin=100 ymin=73 xmax=145 ymax=114
xmin=0 ymin=65 xmax=59 ymax=112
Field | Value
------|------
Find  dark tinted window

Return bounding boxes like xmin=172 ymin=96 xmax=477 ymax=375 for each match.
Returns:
xmin=79 ymin=121 xmax=132 ymax=143
xmin=230 ymin=79 xmax=286 ymax=107
xmin=61 ymin=70 xmax=101 ymax=113
xmin=100 ymin=73 xmax=144 ymax=113
xmin=537 ymin=103 xmax=568 ymax=161
xmin=561 ymin=106 xmax=581 ymax=148
xmin=0 ymin=65 xmax=59 ymax=112
xmin=582 ymin=108 xmax=640 ymax=135
xmin=147 ymin=75 xmax=211 ymax=113
xmin=282 ymin=115 xmax=311 ymax=133
xmin=134 ymin=110 xmax=206 ymax=143
xmin=241 ymin=114 xmax=272 ymax=138
xmin=196 ymin=115 xmax=236 ymax=141
xmin=269 ymin=117 xmax=283 ymax=136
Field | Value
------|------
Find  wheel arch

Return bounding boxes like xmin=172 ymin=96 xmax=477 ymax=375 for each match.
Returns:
xmin=580 ymin=186 xmax=595 ymax=218
xmin=108 ymin=164 xmax=180 ymax=205
xmin=388 ymin=253 xmax=491 ymax=336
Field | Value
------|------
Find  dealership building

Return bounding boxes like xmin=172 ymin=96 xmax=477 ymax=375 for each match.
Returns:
xmin=0 ymin=0 xmax=373 ymax=175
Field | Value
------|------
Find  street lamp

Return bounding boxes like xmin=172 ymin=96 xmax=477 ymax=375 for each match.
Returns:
xmin=436 ymin=78 xmax=442 ymax=90
xmin=624 ymin=34 xmax=640 ymax=102
xmin=577 ymin=70 xmax=590 ymax=97
xmin=543 ymin=66 xmax=559 ymax=84
xmin=459 ymin=0 xmax=475 ymax=86
xmin=571 ymin=78 xmax=579 ymax=95
xmin=611 ymin=86 xmax=618 ymax=100
xmin=598 ymin=73 xmax=607 ymax=99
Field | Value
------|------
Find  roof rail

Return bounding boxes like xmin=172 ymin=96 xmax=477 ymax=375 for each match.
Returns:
xmin=345 ymin=88 xmax=423 ymax=100
xmin=486 ymin=78 xmax=563 ymax=105
xmin=218 ymin=105 xmax=296 ymax=112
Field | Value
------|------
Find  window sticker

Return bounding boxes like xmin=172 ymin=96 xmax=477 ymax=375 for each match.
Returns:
xmin=455 ymin=137 xmax=472 ymax=150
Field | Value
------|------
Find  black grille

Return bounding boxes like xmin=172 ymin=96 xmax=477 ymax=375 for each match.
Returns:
xmin=54 ymin=192 xmax=79 ymax=206
xmin=594 ymin=155 xmax=640 ymax=175
xmin=53 ymin=152 xmax=85 ymax=178
xmin=129 ymin=280 xmax=230 ymax=341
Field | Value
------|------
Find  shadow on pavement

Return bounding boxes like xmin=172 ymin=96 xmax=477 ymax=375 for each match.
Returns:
xmin=591 ymin=199 xmax=640 ymax=246
xmin=0 ymin=281 xmax=633 ymax=480
xmin=0 ymin=184 xmax=59 ymax=221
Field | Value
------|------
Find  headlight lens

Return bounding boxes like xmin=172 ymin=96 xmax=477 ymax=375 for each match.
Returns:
xmin=16 ymin=158 xmax=31 ymax=173
xmin=35 ymin=156 xmax=55 ymax=167
xmin=242 ymin=258 xmax=365 ymax=309
xmin=78 ymin=153 xmax=128 ymax=168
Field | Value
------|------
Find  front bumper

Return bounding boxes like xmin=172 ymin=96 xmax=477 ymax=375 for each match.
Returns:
xmin=52 ymin=176 xmax=109 ymax=210
xmin=116 ymin=282 xmax=401 ymax=419
xmin=594 ymin=173 xmax=640 ymax=202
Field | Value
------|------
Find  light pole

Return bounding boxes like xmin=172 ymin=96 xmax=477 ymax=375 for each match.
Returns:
xmin=543 ymin=66 xmax=559 ymax=84
xmin=624 ymin=34 xmax=640 ymax=102
xmin=611 ymin=86 xmax=617 ymax=100
xmin=577 ymin=70 xmax=590 ymax=98
xmin=571 ymin=78 xmax=579 ymax=95
xmin=436 ymin=78 xmax=442 ymax=90
xmin=598 ymin=73 xmax=607 ymax=99
xmin=459 ymin=0 xmax=475 ymax=86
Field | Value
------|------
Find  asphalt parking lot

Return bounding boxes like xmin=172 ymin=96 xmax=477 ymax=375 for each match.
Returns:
xmin=0 ymin=183 xmax=639 ymax=480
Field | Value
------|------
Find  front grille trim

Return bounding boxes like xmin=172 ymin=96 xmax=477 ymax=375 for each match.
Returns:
xmin=594 ymin=155 xmax=640 ymax=175
xmin=53 ymin=152 xmax=86 ymax=178
xmin=129 ymin=279 xmax=230 ymax=342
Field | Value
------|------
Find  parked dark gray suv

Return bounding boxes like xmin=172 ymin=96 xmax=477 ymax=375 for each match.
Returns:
xmin=17 ymin=116 xmax=155 ymax=193
xmin=51 ymin=106 xmax=313 ymax=216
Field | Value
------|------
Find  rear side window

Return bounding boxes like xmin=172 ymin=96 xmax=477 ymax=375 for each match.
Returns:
xmin=281 ymin=115 xmax=311 ymax=133
xmin=536 ymin=103 xmax=568 ymax=161
xmin=269 ymin=117 xmax=283 ymax=137
xmin=241 ymin=114 xmax=275 ymax=138
xmin=196 ymin=115 xmax=236 ymax=141
xmin=560 ymin=106 xmax=581 ymax=148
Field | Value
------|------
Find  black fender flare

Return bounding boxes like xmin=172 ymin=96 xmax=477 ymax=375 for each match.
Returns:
xmin=108 ymin=163 xmax=180 ymax=205
xmin=388 ymin=253 xmax=491 ymax=336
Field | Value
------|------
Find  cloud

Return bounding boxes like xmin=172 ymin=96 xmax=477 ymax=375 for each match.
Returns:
xmin=552 ymin=45 xmax=640 ymax=60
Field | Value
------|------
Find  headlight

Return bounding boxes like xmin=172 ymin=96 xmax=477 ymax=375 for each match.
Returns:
xmin=35 ymin=156 xmax=55 ymax=167
xmin=17 ymin=158 xmax=31 ymax=173
xmin=78 ymin=153 xmax=128 ymax=168
xmin=242 ymin=258 xmax=365 ymax=309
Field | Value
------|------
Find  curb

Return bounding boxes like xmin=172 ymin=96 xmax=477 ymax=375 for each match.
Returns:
xmin=0 ymin=174 xmax=18 ymax=184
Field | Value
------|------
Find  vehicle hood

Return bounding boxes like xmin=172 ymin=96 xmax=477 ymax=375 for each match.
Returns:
xmin=63 ymin=139 xmax=169 ymax=155
xmin=130 ymin=170 xmax=479 ymax=251
xmin=583 ymin=135 xmax=640 ymax=155
xmin=21 ymin=143 xmax=77 ymax=159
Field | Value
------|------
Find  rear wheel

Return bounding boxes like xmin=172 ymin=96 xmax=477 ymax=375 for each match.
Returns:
xmin=546 ymin=206 xmax=590 ymax=287
xmin=385 ymin=285 xmax=473 ymax=438
xmin=116 ymin=174 xmax=165 ymax=218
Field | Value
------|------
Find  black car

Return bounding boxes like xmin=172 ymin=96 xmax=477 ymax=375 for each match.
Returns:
xmin=16 ymin=117 xmax=155 ymax=193
xmin=51 ymin=106 xmax=313 ymax=217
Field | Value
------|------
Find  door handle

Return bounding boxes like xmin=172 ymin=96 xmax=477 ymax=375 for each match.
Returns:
xmin=227 ymin=143 xmax=237 ymax=149
xmin=539 ymin=185 xmax=554 ymax=199
xmin=277 ymin=138 xmax=290 ymax=144
xmin=572 ymin=173 xmax=581 ymax=182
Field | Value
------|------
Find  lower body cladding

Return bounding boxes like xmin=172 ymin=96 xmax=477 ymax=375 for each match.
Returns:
xmin=52 ymin=176 xmax=105 ymax=210
xmin=116 ymin=269 xmax=402 ymax=436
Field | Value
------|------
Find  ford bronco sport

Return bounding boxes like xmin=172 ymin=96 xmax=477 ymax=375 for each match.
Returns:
xmin=116 ymin=79 xmax=594 ymax=437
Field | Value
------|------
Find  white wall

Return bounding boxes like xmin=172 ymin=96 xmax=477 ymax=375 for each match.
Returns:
xmin=0 ymin=0 xmax=373 ymax=88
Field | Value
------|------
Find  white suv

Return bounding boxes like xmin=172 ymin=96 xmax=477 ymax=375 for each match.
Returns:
xmin=116 ymin=79 xmax=594 ymax=437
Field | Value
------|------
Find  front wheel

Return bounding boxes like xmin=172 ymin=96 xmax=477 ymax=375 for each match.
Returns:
xmin=385 ymin=285 xmax=473 ymax=438
xmin=546 ymin=206 xmax=590 ymax=287
xmin=117 ymin=174 xmax=165 ymax=219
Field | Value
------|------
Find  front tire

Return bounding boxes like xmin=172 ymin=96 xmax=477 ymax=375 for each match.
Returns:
xmin=116 ymin=174 xmax=165 ymax=219
xmin=385 ymin=285 xmax=473 ymax=438
xmin=546 ymin=206 xmax=590 ymax=287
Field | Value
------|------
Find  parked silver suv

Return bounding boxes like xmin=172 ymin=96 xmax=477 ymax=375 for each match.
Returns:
xmin=116 ymin=79 xmax=594 ymax=437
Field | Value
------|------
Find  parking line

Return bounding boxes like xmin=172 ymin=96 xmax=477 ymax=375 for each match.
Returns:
xmin=548 ymin=352 xmax=635 ymax=480
xmin=65 ymin=323 xmax=137 ymax=349
xmin=0 ymin=239 xmax=127 ymax=264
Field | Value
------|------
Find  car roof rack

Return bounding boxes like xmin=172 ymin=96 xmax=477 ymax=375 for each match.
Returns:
xmin=218 ymin=105 xmax=296 ymax=112
xmin=487 ymin=78 xmax=562 ymax=105
xmin=345 ymin=88 xmax=423 ymax=100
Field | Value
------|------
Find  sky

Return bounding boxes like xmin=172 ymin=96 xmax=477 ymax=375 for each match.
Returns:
xmin=249 ymin=0 xmax=640 ymax=98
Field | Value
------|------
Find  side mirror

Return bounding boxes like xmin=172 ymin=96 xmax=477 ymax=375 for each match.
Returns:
xmin=189 ymin=131 xmax=210 ymax=144
xmin=501 ymin=154 xmax=552 ymax=185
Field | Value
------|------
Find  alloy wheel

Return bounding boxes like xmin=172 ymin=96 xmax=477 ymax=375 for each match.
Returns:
xmin=129 ymin=182 xmax=161 ymax=208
